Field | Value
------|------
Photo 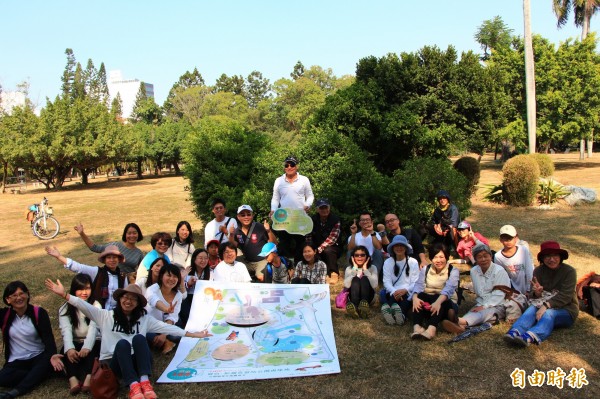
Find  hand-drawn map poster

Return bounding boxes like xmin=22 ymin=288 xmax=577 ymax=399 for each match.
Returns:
xmin=157 ymin=281 xmax=340 ymax=383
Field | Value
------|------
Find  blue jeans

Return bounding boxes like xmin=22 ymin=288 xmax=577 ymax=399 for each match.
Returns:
xmin=109 ymin=335 xmax=152 ymax=386
xmin=510 ymin=306 xmax=574 ymax=342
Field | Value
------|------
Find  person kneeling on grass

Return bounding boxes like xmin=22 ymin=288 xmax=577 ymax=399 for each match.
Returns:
xmin=441 ymin=244 xmax=510 ymax=335
xmin=504 ymin=241 xmax=578 ymax=347
xmin=343 ymin=246 xmax=378 ymax=319
xmin=381 ymin=235 xmax=419 ymax=326
xmin=45 ymin=280 xmax=211 ymax=399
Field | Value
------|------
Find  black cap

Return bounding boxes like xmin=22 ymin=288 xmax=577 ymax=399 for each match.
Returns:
xmin=315 ymin=198 xmax=330 ymax=208
xmin=284 ymin=156 xmax=298 ymax=165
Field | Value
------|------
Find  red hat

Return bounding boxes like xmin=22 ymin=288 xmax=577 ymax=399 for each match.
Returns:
xmin=537 ymin=241 xmax=569 ymax=263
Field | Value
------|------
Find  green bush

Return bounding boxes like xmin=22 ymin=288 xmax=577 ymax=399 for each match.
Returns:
xmin=502 ymin=155 xmax=540 ymax=206
xmin=538 ymin=178 xmax=570 ymax=205
xmin=453 ymin=156 xmax=480 ymax=194
xmin=393 ymin=157 xmax=471 ymax=227
xmin=529 ymin=153 xmax=554 ymax=177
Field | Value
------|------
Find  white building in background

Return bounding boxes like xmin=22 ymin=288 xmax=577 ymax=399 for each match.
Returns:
xmin=107 ymin=70 xmax=154 ymax=120
xmin=0 ymin=91 xmax=27 ymax=115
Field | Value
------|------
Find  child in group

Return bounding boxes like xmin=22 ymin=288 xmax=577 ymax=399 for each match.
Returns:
xmin=381 ymin=235 xmax=419 ymax=326
xmin=258 ymin=242 xmax=293 ymax=284
xmin=45 ymin=245 xmax=127 ymax=310
xmin=205 ymin=239 xmax=222 ymax=269
xmin=55 ymin=274 xmax=101 ymax=394
xmin=453 ymin=221 xmax=489 ymax=265
xmin=291 ymin=244 xmax=327 ymax=284
xmin=494 ymin=225 xmax=534 ymax=296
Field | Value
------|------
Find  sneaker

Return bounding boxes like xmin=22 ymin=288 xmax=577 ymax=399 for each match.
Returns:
xmin=390 ymin=304 xmax=405 ymax=325
xmin=381 ymin=304 xmax=395 ymax=325
xmin=440 ymin=319 xmax=466 ymax=334
xmin=129 ymin=382 xmax=145 ymax=399
xmin=504 ymin=329 xmax=529 ymax=347
xmin=521 ymin=331 xmax=540 ymax=346
xmin=140 ymin=380 xmax=158 ymax=399
xmin=346 ymin=302 xmax=359 ymax=319
xmin=329 ymin=272 xmax=339 ymax=285
xmin=358 ymin=300 xmax=370 ymax=319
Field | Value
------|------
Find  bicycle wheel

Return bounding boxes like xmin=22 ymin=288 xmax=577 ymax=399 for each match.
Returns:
xmin=33 ymin=216 xmax=60 ymax=239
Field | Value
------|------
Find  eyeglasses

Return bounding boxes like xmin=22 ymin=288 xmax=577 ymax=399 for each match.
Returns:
xmin=385 ymin=218 xmax=398 ymax=224
xmin=121 ymin=295 xmax=138 ymax=303
xmin=7 ymin=292 xmax=27 ymax=300
xmin=359 ymin=219 xmax=371 ymax=223
xmin=284 ymin=163 xmax=296 ymax=168
xmin=353 ymin=253 xmax=367 ymax=258
xmin=156 ymin=241 xmax=171 ymax=246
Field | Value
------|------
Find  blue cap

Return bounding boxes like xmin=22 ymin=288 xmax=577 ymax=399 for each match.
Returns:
xmin=388 ymin=235 xmax=413 ymax=255
xmin=258 ymin=242 xmax=278 ymax=257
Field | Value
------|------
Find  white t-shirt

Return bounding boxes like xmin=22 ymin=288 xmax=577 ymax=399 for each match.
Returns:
xmin=204 ymin=217 xmax=238 ymax=247
xmin=212 ymin=261 xmax=252 ymax=283
xmin=494 ymin=245 xmax=534 ymax=295
xmin=145 ymin=283 xmax=183 ymax=324
xmin=348 ymin=232 xmax=382 ymax=258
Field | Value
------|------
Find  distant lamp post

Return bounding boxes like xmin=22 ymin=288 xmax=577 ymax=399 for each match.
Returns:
xmin=523 ymin=0 xmax=536 ymax=154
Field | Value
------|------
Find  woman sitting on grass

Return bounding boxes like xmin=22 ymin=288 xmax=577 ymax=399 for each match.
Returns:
xmin=411 ymin=243 xmax=459 ymax=340
xmin=179 ymin=248 xmax=211 ymax=327
xmin=45 ymin=280 xmax=211 ymax=399
xmin=343 ymin=246 xmax=378 ymax=319
xmin=74 ymin=222 xmax=145 ymax=276
xmin=291 ymin=244 xmax=327 ymax=284
xmin=46 ymin=245 xmax=127 ymax=310
xmin=145 ymin=263 xmax=184 ymax=354
xmin=504 ymin=241 xmax=578 ymax=347
xmin=381 ymin=235 xmax=419 ymax=326
xmin=0 ymin=281 xmax=57 ymax=399
xmin=135 ymin=232 xmax=172 ymax=283
xmin=53 ymin=274 xmax=101 ymax=395
xmin=136 ymin=255 xmax=164 ymax=297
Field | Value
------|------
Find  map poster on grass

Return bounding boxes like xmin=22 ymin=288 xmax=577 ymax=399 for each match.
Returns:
xmin=157 ymin=281 xmax=340 ymax=383
xmin=271 ymin=208 xmax=313 ymax=235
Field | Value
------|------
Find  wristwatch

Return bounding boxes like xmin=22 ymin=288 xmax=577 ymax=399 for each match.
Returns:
xmin=370 ymin=232 xmax=376 ymax=237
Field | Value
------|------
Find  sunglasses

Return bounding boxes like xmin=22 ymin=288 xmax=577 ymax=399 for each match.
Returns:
xmin=284 ymin=163 xmax=296 ymax=168
xmin=353 ymin=253 xmax=367 ymax=258
xmin=156 ymin=241 xmax=171 ymax=246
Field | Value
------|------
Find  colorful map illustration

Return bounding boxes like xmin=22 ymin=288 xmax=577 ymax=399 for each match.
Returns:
xmin=158 ymin=281 xmax=340 ymax=383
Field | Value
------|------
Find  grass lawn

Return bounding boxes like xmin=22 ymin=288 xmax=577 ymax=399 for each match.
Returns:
xmin=1 ymin=153 xmax=599 ymax=398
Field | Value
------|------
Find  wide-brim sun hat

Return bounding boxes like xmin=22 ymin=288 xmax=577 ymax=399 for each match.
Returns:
xmin=388 ymin=235 xmax=413 ymax=255
xmin=537 ymin=241 xmax=569 ymax=263
xmin=98 ymin=245 xmax=125 ymax=264
xmin=113 ymin=284 xmax=147 ymax=307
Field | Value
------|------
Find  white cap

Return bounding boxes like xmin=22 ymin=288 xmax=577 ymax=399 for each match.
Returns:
xmin=499 ymin=225 xmax=517 ymax=237
xmin=237 ymin=205 xmax=253 ymax=214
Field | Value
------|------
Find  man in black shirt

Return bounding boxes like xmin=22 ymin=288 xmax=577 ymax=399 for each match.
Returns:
xmin=308 ymin=199 xmax=342 ymax=284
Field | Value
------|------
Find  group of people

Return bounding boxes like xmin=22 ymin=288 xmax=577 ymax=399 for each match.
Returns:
xmin=341 ymin=189 xmax=578 ymax=347
xmin=0 ymin=159 xmax=583 ymax=398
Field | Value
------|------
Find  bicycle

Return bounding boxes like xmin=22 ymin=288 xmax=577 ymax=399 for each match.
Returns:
xmin=27 ymin=197 xmax=60 ymax=239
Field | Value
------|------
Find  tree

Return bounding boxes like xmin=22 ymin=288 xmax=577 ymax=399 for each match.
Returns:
xmin=475 ymin=16 xmax=514 ymax=60
xmin=60 ymin=48 xmax=76 ymax=99
xmin=553 ymin=0 xmax=600 ymax=157
xmin=245 ymin=70 xmax=271 ymax=108
xmin=163 ymin=68 xmax=206 ymax=116
xmin=97 ymin=62 xmax=110 ymax=105
xmin=214 ymin=74 xmax=245 ymax=96
xmin=290 ymin=61 xmax=305 ymax=80
xmin=111 ymin=93 xmax=123 ymax=118
xmin=131 ymin=82 xmax=162 ymax=124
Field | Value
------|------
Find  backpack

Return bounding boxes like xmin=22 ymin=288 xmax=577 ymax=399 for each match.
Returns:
xmin=2 ymin=305 xmax=40 ymax=331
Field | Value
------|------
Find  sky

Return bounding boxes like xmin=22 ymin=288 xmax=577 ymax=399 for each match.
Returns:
xmin=1 ymin=1 xmax=596 ymax=108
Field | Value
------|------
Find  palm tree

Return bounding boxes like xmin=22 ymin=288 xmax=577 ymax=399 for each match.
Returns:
xmin=553 ymin=0 xmax=600 ymax=158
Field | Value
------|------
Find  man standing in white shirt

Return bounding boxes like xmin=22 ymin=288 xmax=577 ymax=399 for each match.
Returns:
xmin=204 ymin=198 xmax=238 ymax=248
xmin=269 ymin=156 xmax=314 ymax=264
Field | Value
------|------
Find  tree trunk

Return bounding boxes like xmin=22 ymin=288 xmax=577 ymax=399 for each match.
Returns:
xmin=494 ymin=140 xmax=500 ymax=161
xmin=81 ymin=168 xmax=89 ymax=184
xmin=136 ymin=158 xmax=143 ymax=179
xmin=580 ymin=137 xmax=585 ymax=160
xmin=523 ymin=0 xmax=537 ymax=154
xmin=1 ymin=161 xmax=7 ymax=194
xmin=173 ymin=161 xmax=181 ymax=175
xmin=587 ymin=131 xmax=593 ymax=158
